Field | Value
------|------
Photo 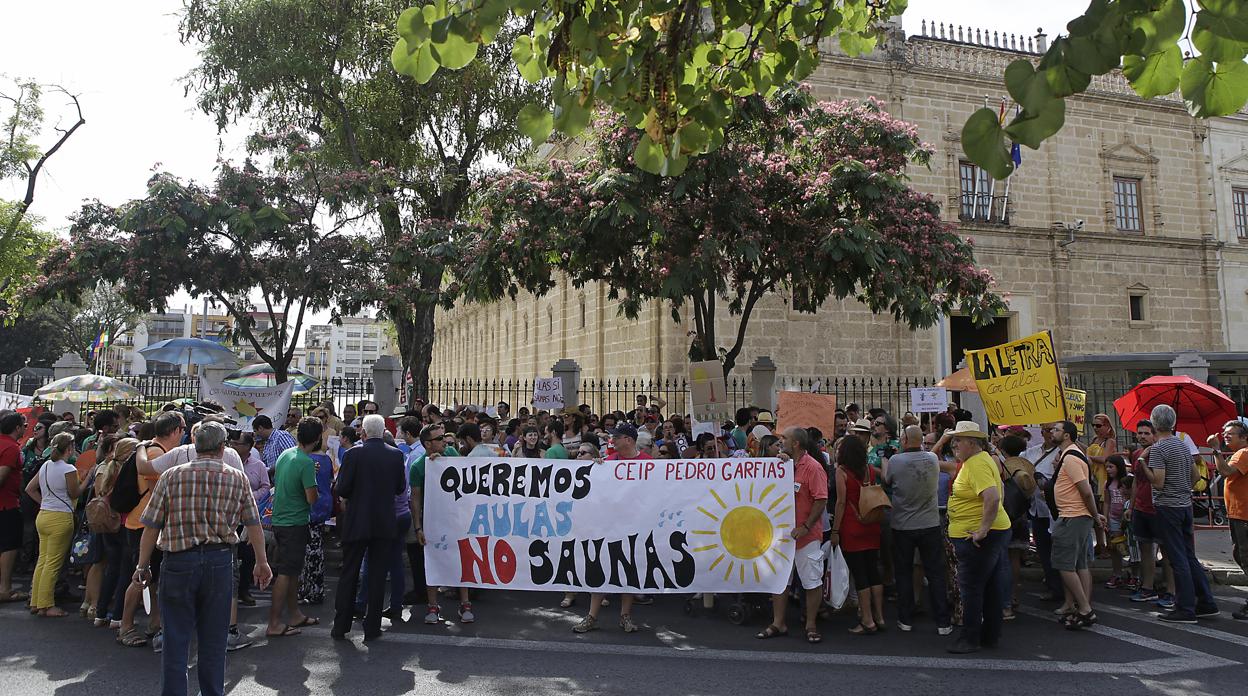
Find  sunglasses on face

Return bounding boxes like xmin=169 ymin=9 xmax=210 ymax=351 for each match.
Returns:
xmin=364 ymin=409 xmax=378 ymax=414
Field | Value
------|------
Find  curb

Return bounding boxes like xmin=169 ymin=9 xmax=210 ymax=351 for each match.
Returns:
xmin=1020 ymin=565 xmax=1246 ymax=587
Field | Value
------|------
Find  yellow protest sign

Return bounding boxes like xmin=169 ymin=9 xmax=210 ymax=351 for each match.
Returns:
xmin=1064 ymin=387 xmax=1087 ymax=432
xmin=965 ymin=331 xmax=1066 ymax=426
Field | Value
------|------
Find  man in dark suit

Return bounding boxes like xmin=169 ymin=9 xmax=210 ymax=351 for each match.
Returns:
xmin=331 ymin=414 xmax=407 ymax=641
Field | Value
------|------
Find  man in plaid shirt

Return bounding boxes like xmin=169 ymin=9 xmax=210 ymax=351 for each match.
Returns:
xmin=253 ymin=414 xmax=297 ymax=470
xmin=135 ymin=421 xmax=272 ymax=696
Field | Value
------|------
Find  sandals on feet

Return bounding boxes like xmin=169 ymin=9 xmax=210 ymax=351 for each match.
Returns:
xmin=806 ymin=629 xmax=823 ymax=644
xmin=755 ymin=624 xmax=788 ymax=639
xmin=848 ymin=623 xmax=878 ymax=635
xmin=117 ymin=627 xmax=148 ymax=647
xmin=560 ymin=596 xmax=576 ymax=609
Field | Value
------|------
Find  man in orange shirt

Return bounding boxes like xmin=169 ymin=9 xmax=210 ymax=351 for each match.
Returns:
xmin=1208 ymin=419 xmax=1248 ymax=620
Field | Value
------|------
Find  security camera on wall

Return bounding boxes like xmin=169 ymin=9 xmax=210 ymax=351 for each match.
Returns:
xmin=1074 ymin=219 xmax=1085 ymax=230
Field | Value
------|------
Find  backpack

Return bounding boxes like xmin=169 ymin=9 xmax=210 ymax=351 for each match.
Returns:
xmin=85 ymin=460 xmax=121 ymax=533
xmin=109 ymin=442 xmax=165 ymax=514
xmin=1001 ymin=456 xmax=1035 ymax=523
xmin=1043 ymin=449 xmax=1089 ymax=519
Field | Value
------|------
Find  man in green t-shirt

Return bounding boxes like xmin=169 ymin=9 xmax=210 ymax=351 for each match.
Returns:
xmin=544 ymin=421 xmax=569 ymax=459
xmin=267 ymin=417 xmax=322 ymax=638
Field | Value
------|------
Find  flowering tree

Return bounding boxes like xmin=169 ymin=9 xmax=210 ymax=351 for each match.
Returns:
xmin=25 ymin=133 xmax=384 ymax=383
xmin=460 ymin=86 xmax=1007 ymax=377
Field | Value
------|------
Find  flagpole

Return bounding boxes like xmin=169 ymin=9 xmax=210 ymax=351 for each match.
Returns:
xmin=1000 ymin=105 xmax=1021 ymax=223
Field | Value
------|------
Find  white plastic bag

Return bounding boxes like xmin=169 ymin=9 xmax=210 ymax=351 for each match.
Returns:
xmin=822 ymin=542 xmax=850 ymax=609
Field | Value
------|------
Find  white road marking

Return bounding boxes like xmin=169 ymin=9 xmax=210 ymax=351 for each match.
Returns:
xmin=307 ymin=616 xmax=1238 ymax=676
xmin=1088 ymin=603 xmax=1248 ymax=649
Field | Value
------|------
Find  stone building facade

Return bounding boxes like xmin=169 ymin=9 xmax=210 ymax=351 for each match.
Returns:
xmin=431 ymin=20 xmax=1243 ymax=383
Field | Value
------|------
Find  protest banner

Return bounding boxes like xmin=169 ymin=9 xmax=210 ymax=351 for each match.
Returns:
xmin=531 ymin=377 xmax=563 ymax=410
xmin=1064 ymin=387 xmax=1087 ymax=432
xmin=909 ymin=386 xmax=948 ymax=414
xmin=0 ymin=390 xmax=33 ymax=410
xmin=689 ymin=360 xmax=730 ymax=420
xmin=965 ymin=331 xmax=1066 ymax=426
xmin=775 ymin=391 xmax=838 ymax=436
xmin=198 ymin=375 xmax=294 ymax=432
xmin=423 ymin=456 xmax=794 ymax=593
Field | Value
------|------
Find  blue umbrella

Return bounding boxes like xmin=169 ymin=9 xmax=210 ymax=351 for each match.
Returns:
xmin=139 ymin=337 xmax=240 ymax=369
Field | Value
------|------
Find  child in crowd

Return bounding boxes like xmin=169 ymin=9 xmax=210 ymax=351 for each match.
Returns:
xmin=1103 ymin=454 xmax=1136 ymax=589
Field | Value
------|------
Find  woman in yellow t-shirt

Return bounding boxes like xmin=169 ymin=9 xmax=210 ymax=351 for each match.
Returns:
xmin=945 ymin=422 xmax=1012 ymax=655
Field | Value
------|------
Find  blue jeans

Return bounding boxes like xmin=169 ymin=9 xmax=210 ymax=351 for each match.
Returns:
xmin=892 ymin=525 xmax=950 ymax=627
xmin=356 ymin=514 xmax=411 ymax=611
xmin=1155 ymin=505 xmax=1214 ymax=616
xmin=158 ymin=546 xmax=234 ymax=696
xmin=1030 ymin=515 xmax=1061 ymax=593
xmin=952 ymin=529 xmax=1010 ymax=647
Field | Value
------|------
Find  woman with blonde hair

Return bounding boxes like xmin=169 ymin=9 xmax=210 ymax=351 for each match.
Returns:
xmin=24 ymin=432 xmax=80 ymax=617
xmin=94 ymin=437 xmax=139 ymax=626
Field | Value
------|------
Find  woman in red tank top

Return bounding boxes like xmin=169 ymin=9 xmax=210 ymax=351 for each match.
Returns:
xmin=830 ymin=436 xmax=883 ymax=634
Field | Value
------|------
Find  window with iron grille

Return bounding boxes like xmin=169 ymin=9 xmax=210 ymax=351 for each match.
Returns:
xmin=1233 ymin=187 xmax=1248 ymax=239
xmin=959 ymin=161 xmax=997 ymax=221
xmin=1113 ymin=176 xmax=1143 ymax=232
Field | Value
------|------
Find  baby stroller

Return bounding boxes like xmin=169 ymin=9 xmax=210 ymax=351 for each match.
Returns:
xmin=683 ymin=592 xmax=772 ymax=625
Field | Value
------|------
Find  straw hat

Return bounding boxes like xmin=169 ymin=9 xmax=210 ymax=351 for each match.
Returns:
xmin=950 ymin=421 xmax=988 ymax=439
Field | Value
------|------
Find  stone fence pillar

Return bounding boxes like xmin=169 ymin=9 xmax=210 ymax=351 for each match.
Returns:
xmin=1169 ymin=351 xmax=1210 ymax=383
xmin=51 ymin=352 xmax=88 ymax=418
xmin=552 ymin=359 xmax=581 ymax=412
xmin=750 ymin=356 xmax=777 ymax=412
xmin=372 ymin=355 xmax=403 ymax=416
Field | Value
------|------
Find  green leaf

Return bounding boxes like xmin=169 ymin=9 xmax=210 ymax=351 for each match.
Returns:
xmin=1067 ymin=0 xmax=1110 ymax=37
xmin=512 ymin=35 xmax=546 ymax=83
xmin=431 ymin=28 xmax=480 ymax=70
xmin=1040 ymin=39 xmax=1093 ymax=97
xmin=516 ymin=103 xmax=553 ymax=143
xmin=1180 ymin=56 xmax=1248 ymax=117
xmin=1122 ymin=44 xmax=1182 ymax=98
xmin=552 ymin=94 xmax=591 ymax=137
xmin=675 ymin=121 xmax=709 ymax=154
xmin=1133 ymin=0 xmax=1187 ymax=53
xmin=632 ymin=133 xmax=666 ymax=175
xmin=1004 ymin=60 xmax=1054 ymax=112
xmin=397 ymin=6 xmax=432 ymax=43
xmin=1066 ymin=34 xmax=1121 ymax=74
xmin=838 ymin=30 xmax=876 ymax=57
xmin=1199 ymin=0 xmax=1248 ymax=43
xmin=1004 ymin=98 xmax=1065 ymax=149
xmin=392 ymin=39 xmax=440 ymax=84
xmin=961 ymin=107 xmax=1014 ymax=180
xmin=1193 ymin=13 xmax=1248 ymax=62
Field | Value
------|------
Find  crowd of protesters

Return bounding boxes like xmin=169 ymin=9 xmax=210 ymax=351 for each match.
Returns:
xmin=1 ymin=392 xmax=1245 ymax=694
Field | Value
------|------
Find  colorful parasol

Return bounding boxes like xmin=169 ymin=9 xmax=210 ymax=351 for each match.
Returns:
xmin=223 ymin=363 xmax=320 ymax=394
xmin=34 ymin=374 xmax=142 ymax=402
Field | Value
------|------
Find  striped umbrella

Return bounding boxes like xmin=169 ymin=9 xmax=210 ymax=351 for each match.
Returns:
xmin=34 ymin=374 xmax=142 ymax=402
xmin=223 ymin=364 xmax=320 ymax=394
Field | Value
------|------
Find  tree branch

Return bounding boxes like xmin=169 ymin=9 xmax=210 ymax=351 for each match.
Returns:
xmin=3 ymin=87 xmax=85 ymax=243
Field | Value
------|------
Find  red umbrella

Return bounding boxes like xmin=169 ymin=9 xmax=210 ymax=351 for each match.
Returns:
xmin=1113 ymin=375 xmax=1237 ymax=443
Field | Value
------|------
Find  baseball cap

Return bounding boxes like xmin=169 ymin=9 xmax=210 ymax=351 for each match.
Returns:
xmin=612 ymin=424 xmax=639 ymax=440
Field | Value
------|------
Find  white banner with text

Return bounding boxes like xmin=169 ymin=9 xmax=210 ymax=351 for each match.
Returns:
xmin=423 ymin=456 xmax=795 ymax=593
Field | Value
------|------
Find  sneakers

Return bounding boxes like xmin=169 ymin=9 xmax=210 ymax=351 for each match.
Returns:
xmin=1104 ymin=575 xmax=1123 ymax=589
xmin=632 ymin=594 xmax=654 ymax=605
xmin=1124 ymin=577 xmax=1142 ymax=591
xmin=1232 ymin=604 xmax=1248 ymax=620
xmin=424 ymin=605 xmax=441 ymax=625
xmin=458 ymin=602 xmax=475 ymax=624
xmin=572 ymin=615 xmax=599 ymax=633
xmin=896 ymin=621 xmax=912 ymax=632
xmin=618 ymin=614 xmax=638 ymax=633
xmin=1154 ymin=593 xmax=1176 ymax=609
xmin=1195 ymin=604 xmax=1220 ymax=619
xmin=226 ymin=628 xmax=252 ymax=652
xmin=151 ymin=630 xmax=164 ymax=654
xmin=1130 ymin=588 xmax=1159 ymax=602
xmin=1158 ymin=610 xmax=1197 ymax=624
xmin=937 ymin=625 xmax=954 ymax=636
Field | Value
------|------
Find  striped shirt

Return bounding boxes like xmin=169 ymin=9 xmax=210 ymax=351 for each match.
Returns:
xmin=261 ymin=428 xmax=297 ymax=470
xmin=1149 ymin=435 xmax=1193 ymax=508
xmin=140 ymin=455 xmax=261 ymax=552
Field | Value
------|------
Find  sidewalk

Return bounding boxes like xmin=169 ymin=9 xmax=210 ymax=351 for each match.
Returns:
xmin=1019 ymin=528 xmax=1245 ymax=586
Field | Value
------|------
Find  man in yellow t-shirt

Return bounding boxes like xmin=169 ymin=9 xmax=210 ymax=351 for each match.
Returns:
xmin=1050 ymin=422 xmax=1108 ymax=630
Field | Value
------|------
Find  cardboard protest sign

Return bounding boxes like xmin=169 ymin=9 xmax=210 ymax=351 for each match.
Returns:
xmin=775 ymin=391 xmax=838 ymax=436
xmin=198 ymin=375 xmax=294 ymax=432
xmin=689 ymin=360 xmax=730 ymax=420
xmin=423 ymin=456 xmax=794 ymax=593
xmin=531 ymin=377 xmax=564 ymax=410
xmin=1064 ymin=388 xmax=1087 ymax=432
xmin=965 ymin=331 xmax=1066 ymax=426
xmin=909 ymin=387 xmax=948 ymax=414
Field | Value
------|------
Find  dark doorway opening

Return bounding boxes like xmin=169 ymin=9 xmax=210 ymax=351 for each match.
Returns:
xmin=950 ymin=315 xmax=1011 ymax=368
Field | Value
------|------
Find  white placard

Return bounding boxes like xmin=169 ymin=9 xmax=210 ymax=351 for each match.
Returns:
xmin=198 ymin=376 xmax=295 ymax=432
xmin=909 ymin=386 xmax=949 ymax=414
xmin=423 ymin=456 xmax=795 ymax=594
xmin=0 ymin=390 xmax=33 ymax=410
xmin=531 ymin=377 xmax=564 ymax=410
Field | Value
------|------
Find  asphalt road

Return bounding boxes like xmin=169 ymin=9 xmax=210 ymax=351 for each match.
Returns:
xmin=3 ymin=576 xmax=1247 ymax=696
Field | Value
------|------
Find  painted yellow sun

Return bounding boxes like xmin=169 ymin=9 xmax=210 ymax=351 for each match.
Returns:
xmin=691 ymin=482 xmax=792 ymax=585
